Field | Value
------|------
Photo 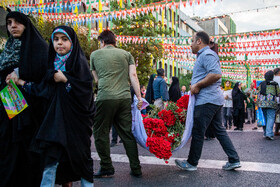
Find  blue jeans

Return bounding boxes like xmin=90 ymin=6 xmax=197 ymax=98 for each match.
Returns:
xmin=262 ymin=108 xmax=276 ymax=137
xmin=223 ymin=107 xmax=232 ymax=128
xmin=40 ymin=163 xmax=93 ymax=187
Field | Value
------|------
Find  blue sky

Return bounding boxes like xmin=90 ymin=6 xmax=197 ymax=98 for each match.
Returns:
xmin=182 ymin=0 xmax=280 ymax=33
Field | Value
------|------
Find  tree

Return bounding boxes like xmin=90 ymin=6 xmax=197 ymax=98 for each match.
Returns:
xmin=178 ymin=72 xmax=192 ymax=91
xmin=110 ymin=0 xmax=171 ymax=85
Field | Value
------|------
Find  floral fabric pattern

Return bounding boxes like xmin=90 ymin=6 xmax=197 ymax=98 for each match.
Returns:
xmin=258 ymin=84 xmax=280 ymax=110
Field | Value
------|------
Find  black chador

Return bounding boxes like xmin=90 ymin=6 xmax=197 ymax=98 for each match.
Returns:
xmin=33 ymin=26 xmax=95 ymax=184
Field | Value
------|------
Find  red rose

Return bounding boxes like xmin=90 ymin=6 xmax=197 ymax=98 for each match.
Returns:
xmin=146 ymin=137 xmax=172 ymax=160
xmin=158 ymin=110 xmax=176 ymax=127
xmin=176 ymin=94 xmax=189 ymax=110
xmin=141 ymin=114 xmax=148 ymax=118
xmin=143 ymin=118 xmax=167 ymax=137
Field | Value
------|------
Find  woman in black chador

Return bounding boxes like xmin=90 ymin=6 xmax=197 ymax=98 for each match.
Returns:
xmin=0 ymin=11 xmax=48 ymax=186
xmin=232 ymin=82 xmax=246 ymax=131
xmin=145 ymin=74 xmax=156 ymax=113
xmin=24 ymin=26 xmax=95 ymax=186
xmin=168 ymin=76 xmax=181 ymax=102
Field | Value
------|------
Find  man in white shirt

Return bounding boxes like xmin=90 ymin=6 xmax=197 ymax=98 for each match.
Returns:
xmin=273 ymin=68 xmax=280 ymax=136
xmin=223 ymin=80 xmax=233 ymax=129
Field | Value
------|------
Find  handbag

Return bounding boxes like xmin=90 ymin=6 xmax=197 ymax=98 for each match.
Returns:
xmin=256 ymin=107 xmax=266 ymax=127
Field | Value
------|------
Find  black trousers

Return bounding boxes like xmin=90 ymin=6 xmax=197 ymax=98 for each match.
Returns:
xmin=233 ymin=108 xmax=245 ymax=129
xmin=111 ymin=125 xmax=118 ymax=143
xmin=187 ymin=103 xmax=240 ymax=166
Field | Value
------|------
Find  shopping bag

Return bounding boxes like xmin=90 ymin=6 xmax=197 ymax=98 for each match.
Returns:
xmin=256 ymin=108 xmax=266 ymax=127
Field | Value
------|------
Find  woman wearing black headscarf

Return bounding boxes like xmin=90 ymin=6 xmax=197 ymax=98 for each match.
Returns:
xmin=0 ymin=11 xmax=48 ymax=186
xmin=23 ymin=26 xmax=95 ymax=186
xmin=258 ymin=70 xmax=280 ymax=140
xmin=232 ymin=82 xmax=247 ymax=131
xmin=145 ymin=73 xmax=156 ymax=112
xmin=168 ymin=76 xmax=181 ymax=102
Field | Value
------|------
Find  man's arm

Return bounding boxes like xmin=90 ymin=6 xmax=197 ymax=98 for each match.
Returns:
xmin=92 ymin=70 xmax=99 ymax=84
xmin=129 ymin=64 xmax=142 ymax=109
xmin=191 ymin=73 xmax=221 ymax=94
xmin=159 ymin=80 xmax=168 ymax=101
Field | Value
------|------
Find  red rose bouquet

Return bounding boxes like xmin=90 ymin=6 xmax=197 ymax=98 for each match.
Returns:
xmin=143 ymin=94 xmax=190 ymax=163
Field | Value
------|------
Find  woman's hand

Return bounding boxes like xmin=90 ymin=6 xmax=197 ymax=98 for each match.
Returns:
xmin=54 ymin=70 xmax=68 ymax=83
xmin=17 ymin=79 xmax=26 ymax=86
xmin=6 ymin=71 xmax=19 ymax=84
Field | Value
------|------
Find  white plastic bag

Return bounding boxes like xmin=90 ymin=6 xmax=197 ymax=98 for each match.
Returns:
xmin=131 ymin=93 xmax=195 ymax=152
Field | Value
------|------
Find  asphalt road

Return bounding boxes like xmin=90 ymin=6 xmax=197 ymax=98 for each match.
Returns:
xmin=64 ymin=126 xmax=280 ymax=187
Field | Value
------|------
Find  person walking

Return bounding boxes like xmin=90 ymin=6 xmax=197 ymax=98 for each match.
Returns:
xmin=23 ymin=26 xmax=95 ymax=186
xmin=175 ymin=31 xmax=240 ymax=171
xmin=257 ymin=70 xmax=280 ymax=140
xmin=0 ymin=11 xmax=48 ymax=187
xmin=168 ymin=76 xmax=181 ymax=102
xmin=91 ymin=30 xmax=143 ymax=178
xmin=245 ymin=82 xmax=257 ymax=123
xmin=153 ymin=68 xmax=169 ymax=110
xmin=223 ymin=80 xmax=233 ymax=129
xmin=245 ymin=92 xmax=254 ymax=124
xmin=145 ymin=74 xmax=156 ymax=113
xmin=273 ymin=68 xmax=280 ymax=136
xmin=232 ymin=82 xmax=247 ymax=131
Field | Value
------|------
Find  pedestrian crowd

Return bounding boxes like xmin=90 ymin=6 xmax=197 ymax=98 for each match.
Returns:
xmin=0 ymin=11 xmax=279 ymax=187
xmin=219 ymin=69 xmax=280 ymax=141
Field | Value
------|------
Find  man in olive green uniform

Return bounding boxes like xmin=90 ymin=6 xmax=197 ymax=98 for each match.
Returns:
xmin=90 ymin=30 xmax=143 ymax=178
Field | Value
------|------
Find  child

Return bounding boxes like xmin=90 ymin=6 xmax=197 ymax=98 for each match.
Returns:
xmin=23 ymin=26 xmax=95 ymax=186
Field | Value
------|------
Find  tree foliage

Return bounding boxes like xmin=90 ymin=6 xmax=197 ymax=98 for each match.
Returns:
xmin=178 ymin=73 xmax=192 ymax=91
xmin=110 ymin=0 xmax=171 ymax=85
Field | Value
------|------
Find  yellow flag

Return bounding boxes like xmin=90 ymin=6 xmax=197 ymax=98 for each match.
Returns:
xmin=98 ymin=0 xmax=102 ymax=11
xmin=120 ymin=0 xmax=122 ymax=8
xmin=74 ymin=4 xmax=78 ymax=14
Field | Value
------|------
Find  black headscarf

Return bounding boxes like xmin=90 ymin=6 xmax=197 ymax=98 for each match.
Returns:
xmin=0 ymin=12 xmax=48 ymax=186
xmin=168 ymin=76 xmax=181 ymax=102
xmin=35 ymin=26 xmax=95 ymax=184
xmin=232 ymin=82 xmax=241 ymax=97
xmin=145 ymin=74 xmax=156 ymax=103
xmin=260 ymin=70 xmax=278 ymax=96
xmin=5 ymin=11 xmax=48 ymax=83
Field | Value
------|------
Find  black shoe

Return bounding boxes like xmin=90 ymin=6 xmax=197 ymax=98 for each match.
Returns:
xmin=119 ymin=140 xmax=123 ymax=143
xmin=93 ymin=169 xmax=115 ymax=178
xmin=130 ymin=171 xmax=142 ymax=178
xmin=234 ymin=127 xmax=239 ymax=130
xmin=240 ymin=128 xmax=243 ymax=131
xmin=245 ymin=121 xmax=250 ymax=124
xmin=110 ymin=142 xmax=117 ymax=147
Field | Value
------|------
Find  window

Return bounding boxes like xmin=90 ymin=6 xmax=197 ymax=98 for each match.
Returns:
xmin=164 ymin=63 xmax=167 ymax=77
xmin=170 ymin=65 xmax=172 ymax=78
